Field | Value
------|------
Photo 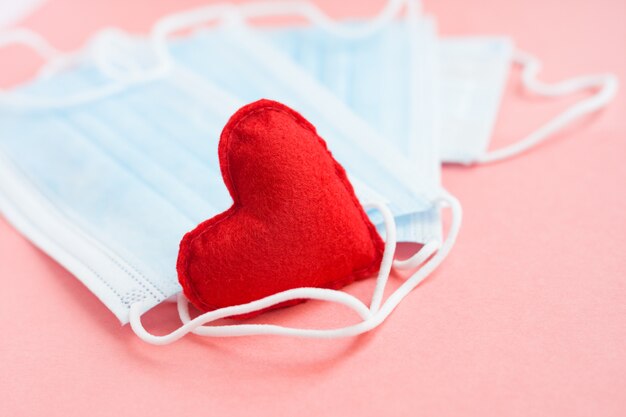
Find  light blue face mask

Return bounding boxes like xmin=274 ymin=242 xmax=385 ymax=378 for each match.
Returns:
xmin=165 ymin=26 xmax=443 ymax=243
xmin=159 ymin=0 xmax=442 ymax=240
xmin=0 ymin=1 xmax=460 ymax=343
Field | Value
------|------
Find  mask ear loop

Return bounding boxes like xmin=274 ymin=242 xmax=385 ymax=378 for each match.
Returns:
xmin=0 ymin=28 xmax=170 ymax=110
xmin=151 ymin=0 xmax=406 ymax=42
xmin=177 ymin=198 xmax=409 ymax=322
xmin=392 ymin=240 xmax=440 ymax=271
xmin=236 ymin=0 xmax=408 ymax=39
xmin=0 ymin=28 xmax=60 ymax=61
xmin=149 ymin=0 xmax=408 ymax=77
xmin=0 ymin=28 xmax=79 ymax=83
xmin=375 ymin=191 xmax=460 ymax=318
xmin=476 ymin=50 xmax=619 ymax=164
xmin=0 ymin=0 xmax=407 ymax=110
xmin=176 ymin=192 xmax=460 ymax=339
xmin=130 ymin=192 xmax=461 ymax=344
xmin=129 ymin=200 xmax=396 ymax=345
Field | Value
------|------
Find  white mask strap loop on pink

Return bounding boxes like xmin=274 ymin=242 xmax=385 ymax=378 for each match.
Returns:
xmin=476 ymin=50 xmax=619 ymax=164
xmin=149 ymin=0 xmax=409 ymax=84
xmin=0 ymin=0 xmax=408 ymax=110
xmin=129 ymin=192 xmax=462 ymax=344
xmin=129 ymin=200 xmax=396 ymax=344
xmin=0 ymin=27 xmax=167 ymax=109
xmin=178 ymin=193 xmax=460 ymax=339
xmin=0 ymin=28 xmax=60 ymax=61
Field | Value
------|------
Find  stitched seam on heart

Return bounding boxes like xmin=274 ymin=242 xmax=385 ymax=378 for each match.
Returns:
xmin=180 ymin=101 xmax=383 ymax=312
xmin=181 ymin=103 xmax=383 ymax=311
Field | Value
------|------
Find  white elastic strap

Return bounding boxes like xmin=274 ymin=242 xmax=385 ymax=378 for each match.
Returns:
xmin=237 ymin=0 xmax=406 ymax=38
xmin=176 ymin=193 xmax=459 ymax=339
xmin=129 ymin=192 xmax=461 ymax=344
xmin=0 ymin=27 xmax=171 ymax=110
xmin=0 ymin=28 xmax=60 ymax=61
xmin=130 ymin=200 xmax=395 ymax=345
xmin=476 ymin=50 xmax=619 ymax=164
xmin=0 ymin=0 xmax=406 ymax=111
xmin=152 ymin=0 xmax=406 ymax=43
xmin=0 ymin=28 xmax=74 ymax=86
xmin=149 ymin=0 xmax=407 ymax=83
xmin=88 ymin=28 xmax=164 ymax=82
xmin=392 ymin=239 xmax=440 ymax=270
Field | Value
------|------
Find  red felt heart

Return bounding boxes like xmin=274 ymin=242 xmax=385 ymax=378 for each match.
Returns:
xmin=176 ymin=99 xmax=384 ymax=316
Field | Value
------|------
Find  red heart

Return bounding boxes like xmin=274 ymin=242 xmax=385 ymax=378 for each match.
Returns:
xmin=176 ymin=99 xmax=384 ymax=316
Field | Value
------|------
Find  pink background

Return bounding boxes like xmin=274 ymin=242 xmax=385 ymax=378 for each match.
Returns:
xmin=1 ymin=0 xmax=625 ymax=416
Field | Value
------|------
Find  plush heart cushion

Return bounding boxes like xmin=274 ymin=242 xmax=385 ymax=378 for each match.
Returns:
xmin=177 ymin=99 xmax=384 ymax=316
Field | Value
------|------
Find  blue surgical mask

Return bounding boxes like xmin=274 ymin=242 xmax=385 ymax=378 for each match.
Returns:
xmin=160 ymin=0 xmax=443 ymax=240
xmin=0 ymin=0 xmax=458 ymax=343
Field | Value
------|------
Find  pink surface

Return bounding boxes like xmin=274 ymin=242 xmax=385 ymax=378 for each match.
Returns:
xmin=0 ymin=0 xmax=625 ymax=416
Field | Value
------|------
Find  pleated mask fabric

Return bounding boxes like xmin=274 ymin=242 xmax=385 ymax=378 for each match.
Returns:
xmin=172 ymin=12 xmax=442 ymax=241
xmin=0 ymin=22 xmax=443 ymax=323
